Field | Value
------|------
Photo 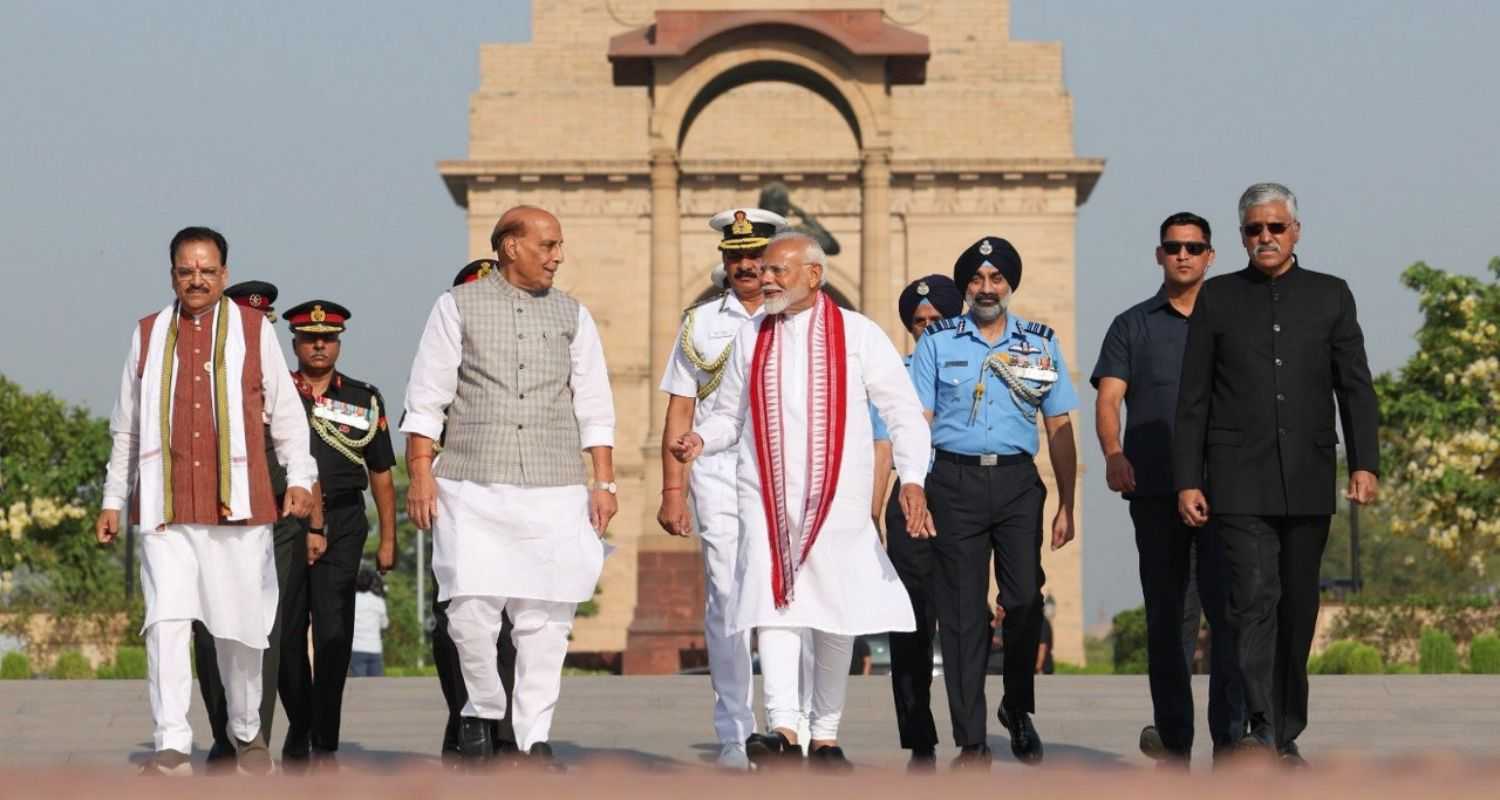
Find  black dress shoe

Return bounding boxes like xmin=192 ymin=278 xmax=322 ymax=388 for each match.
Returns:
xmin=206 ymin=738 xmax=237 ymax=763
xmin=996 ymin=706 xmax=1044 ymax=765
xmin=747 ymin=731 xmax=802 ymax=768
xmin=907 ymin=747 xmax=937 ymax=773
xmin=459 ymin=716 xmax=494 ymax=765
xmin=951 ymin=744 xmax=992 ymax=770
xmin=527 ymin=742 xmax=566 ymax=772
xmin=1138 ymin=725 xmax=1168 ymax=759
xmin=808 ymin=745 xmax=853 ymax=772
xmin=441 ymin=715 xmax=461 ymax=764
xmin=1278 ymin=740 xmax=1308 ymax=768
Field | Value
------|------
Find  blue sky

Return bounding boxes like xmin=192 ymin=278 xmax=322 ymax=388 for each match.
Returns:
xmin=2 ymin=1 xmax=1497 ymax=625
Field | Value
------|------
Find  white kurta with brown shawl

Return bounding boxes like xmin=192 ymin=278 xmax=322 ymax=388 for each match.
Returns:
xmin=696 ymin=299 xmax=930 ymax=636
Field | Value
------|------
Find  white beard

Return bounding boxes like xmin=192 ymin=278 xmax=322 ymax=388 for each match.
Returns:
xmin=764 ymin=293 xmax=791 ymax=315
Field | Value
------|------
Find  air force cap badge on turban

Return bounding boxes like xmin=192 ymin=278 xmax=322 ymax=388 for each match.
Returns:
xmin=284 ymin=300 xmax=351 ymax=334
xmin=453 ymin=258 xmax=499 ymax=287
xmin=225 ymin=280 xmax=279 ymax=321
xmin=899 ymin=274 xmax=963 ymax=329
xmin=709 ymin=207 xmax=788 ymax=251
xmin=953 ymin=236 xmax=1022 ymax=293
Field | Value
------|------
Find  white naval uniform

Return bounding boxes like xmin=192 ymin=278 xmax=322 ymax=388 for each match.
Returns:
xmin=102 ymin=313 xmax=316 ymax=753
xmin=664 ymin=292 xmax=815 ymax=746
xmin=401 ymin=291 xmax=614 ymax=750
xmin=696 ymin=302 xmax=929 ymax=739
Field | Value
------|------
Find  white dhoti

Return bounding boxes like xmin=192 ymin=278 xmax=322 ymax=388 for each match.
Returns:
xmin=138 ymin=522 xmax=277 ymax=752
xmin=431 ymin=477 xmax=606 ymax=748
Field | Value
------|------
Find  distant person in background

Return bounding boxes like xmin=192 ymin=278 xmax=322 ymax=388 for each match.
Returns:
xmin=349 ymin=567 xmax=388 ymax=677
xmin=1036 ymin=597 xmax=1055 ymax=675
xmin=849 ymin=636 xmax=873 ymax=676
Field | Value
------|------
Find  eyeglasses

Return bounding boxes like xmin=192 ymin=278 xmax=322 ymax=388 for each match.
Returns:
xmin=172 ymin=266 xmax=224 ymax=282
xmin=1161 ymin=241 xmax=1210 ymax=256
xmin=1241 ymin=222 xmax=1291 ymax=238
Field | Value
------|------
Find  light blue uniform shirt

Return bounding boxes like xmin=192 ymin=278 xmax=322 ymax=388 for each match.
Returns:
xmin=910 ymin=312 xmax=1078 ymax=456
xmin=870 ymin=354 xmax=914 ymax=442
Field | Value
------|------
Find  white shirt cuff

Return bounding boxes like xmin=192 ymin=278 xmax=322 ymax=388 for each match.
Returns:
xmin=102 ymin=496 xmax=126 ymax=512
xmin=399 ymin=413 xmax=445 ymax=442
xmin=579 ymin=426 xmax=614 ymax=450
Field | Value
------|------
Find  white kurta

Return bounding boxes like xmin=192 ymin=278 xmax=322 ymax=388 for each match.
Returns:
xmin=101 ymin=310 xmax=316 ymax=645
xmin=401 ymin=290 xmax=615 ymax=604
xmin=697 ymin=302 xmax=931 ymax=636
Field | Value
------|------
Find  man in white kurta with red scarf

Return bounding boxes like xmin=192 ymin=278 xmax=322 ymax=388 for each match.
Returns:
xmin=672 ymin=232 xmax=934 ymax=771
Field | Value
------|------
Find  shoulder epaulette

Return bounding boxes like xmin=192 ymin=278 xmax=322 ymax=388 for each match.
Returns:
xmin=1024 ymin=321 xmax=1055 ymax=340
xmin=681 ymin=292 xmax=726 ymax=320
xmin=925 ymin=316 xmax=967 ymax=336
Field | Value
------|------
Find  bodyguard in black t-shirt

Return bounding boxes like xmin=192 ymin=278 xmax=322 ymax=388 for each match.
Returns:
xmin=278 ymin=300 xmax=398 ymax=764
xmin=1092 ymin=212 xmax=1245 ymax=765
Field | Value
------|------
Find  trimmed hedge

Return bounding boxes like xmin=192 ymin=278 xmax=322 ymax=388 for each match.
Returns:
xmin=1309 ymin=640 xmax=1383 ymax=675
xmin=49 ymin=650 xmax=94 ymax=680
xmin=1469 ymin=633 xmax=1500 ymax=674
xmin=1418 ymin=628 xmax=1460 ymax=674
xmin=1 ymin=651 xmax=31 ymax=679
xmin=97 ymin=645 xmax=146 ymax=679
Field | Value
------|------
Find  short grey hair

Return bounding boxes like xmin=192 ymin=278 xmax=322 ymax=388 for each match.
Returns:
xmin=1238 ymin=182 xmax=1299 ymax=223
xmin=768 ymin=231 xmax=828 ymax=286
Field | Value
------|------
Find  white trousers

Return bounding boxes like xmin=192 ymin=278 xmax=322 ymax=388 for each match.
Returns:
xmin=759 ymin=627 xmax=853 ymax=741
xmin=699 ymin=508 xmax=755 ymax=744
xmin=146 ymin=619 xmax=262 ymax=753
xmin=447 ymin=595 xmax=576 ymax=750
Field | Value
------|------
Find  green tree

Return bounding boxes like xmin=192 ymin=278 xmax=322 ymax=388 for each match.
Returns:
xmin=1375 ymin=259 xmax=1500 ymax=575
xmin=0 ymin=376 xmax=121 ymax=606
xmin=1110 ymin=606 xmax=1148 ymax=674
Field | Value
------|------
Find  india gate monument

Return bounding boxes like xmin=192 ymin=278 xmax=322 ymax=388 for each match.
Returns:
xmin=436 ymin=0 xmax=1103 ymax=672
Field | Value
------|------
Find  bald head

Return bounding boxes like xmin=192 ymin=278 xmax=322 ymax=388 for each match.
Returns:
xmin=490 ymin=205 xmax=564 ymax=292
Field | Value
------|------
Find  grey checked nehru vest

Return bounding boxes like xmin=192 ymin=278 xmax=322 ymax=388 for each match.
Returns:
xmin=436 ymin=271 xmax=586 ymax=487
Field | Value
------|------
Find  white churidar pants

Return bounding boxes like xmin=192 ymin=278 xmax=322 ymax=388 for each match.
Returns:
xmin=139 ymin=522 xmax=275 ymax=753
xmin=146 ymin=620 xmax=263 ymax=752
xmin=447 ymin=595 xmax=576 ymax=751
xmin=758 ymin=627 xmax=854 ymax=742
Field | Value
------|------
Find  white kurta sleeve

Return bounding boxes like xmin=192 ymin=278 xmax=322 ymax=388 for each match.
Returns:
xmin=695 ymin=320 xmax=754 ymax=456
xmin=102 ymin=327 xmax=143 ymax=511
xmin=861 ymin=316 xmax=931 ymax=487
xmin=260 ymin=317 xmax=318 ymax=491
xmin=659 ymin=315 xmax=699 ymax=398
xmin=570 ymin=304 xmax=615 ymax=449
xmin=399 ymin=293 xmax=463 ymax=441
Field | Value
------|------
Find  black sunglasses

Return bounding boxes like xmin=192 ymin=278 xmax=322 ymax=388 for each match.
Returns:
xmin=1161 ymin=241 xmax=1210 ymax=256
xmin=1241 ymin=222 xmax=1291 ymax=237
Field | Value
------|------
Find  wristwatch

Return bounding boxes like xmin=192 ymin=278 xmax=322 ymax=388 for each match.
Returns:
xmin=592 ymin=481 xmax=618 ymax=495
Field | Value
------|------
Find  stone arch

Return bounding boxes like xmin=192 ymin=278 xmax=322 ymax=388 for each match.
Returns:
xmin=653 ymin=37 xmax=883 ymax=154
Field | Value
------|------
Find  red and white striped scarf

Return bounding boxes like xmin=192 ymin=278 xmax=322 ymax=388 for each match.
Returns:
xmin=748 ymin=291 xmax=848 ymax=609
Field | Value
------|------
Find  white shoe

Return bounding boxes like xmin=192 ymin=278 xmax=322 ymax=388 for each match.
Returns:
xmin=717 ymin=742 xmax=752 ymax=771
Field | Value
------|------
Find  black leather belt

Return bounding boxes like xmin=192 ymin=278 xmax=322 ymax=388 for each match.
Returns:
xmin=323 ymin=491 xmax=365 ymax=511
xmin=934 ymin=450 xmax=1030 ymax=467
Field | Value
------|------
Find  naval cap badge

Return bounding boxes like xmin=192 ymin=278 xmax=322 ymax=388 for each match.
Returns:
xmin=979 ymin=239 xmax=994 ymax=256
xmin=730 ymin=210 xmax=753 ymax=236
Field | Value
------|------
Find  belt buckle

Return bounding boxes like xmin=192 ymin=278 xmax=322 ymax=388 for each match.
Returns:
xmin=979 ymin=453 xmax=998 ymax=466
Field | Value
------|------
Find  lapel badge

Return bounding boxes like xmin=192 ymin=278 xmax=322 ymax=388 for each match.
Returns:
xmin=979 ymin=239 xmax=994 ymax=256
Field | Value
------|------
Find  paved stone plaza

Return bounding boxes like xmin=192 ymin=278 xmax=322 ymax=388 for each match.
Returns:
xmin=4 ymin=675 xmax=1498 ymax=771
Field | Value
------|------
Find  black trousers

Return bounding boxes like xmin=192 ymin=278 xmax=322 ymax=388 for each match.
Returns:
xmin=193 ymin=513 xmax=306 ymax=749
xmin=432 ymin=596 xmax=517 ymax=746
xmin=1216 ymin=513 xmax=1329 ymax=748
xmin=926 ymin=456 xmax=1046 ymax=747
xmin=283 ymin=501 xmax=368 ymax=752
xmin=1129 ymin=498 xmax=1247 ymax=754
xmin=884 ymin=479 xmax=939 ymax=751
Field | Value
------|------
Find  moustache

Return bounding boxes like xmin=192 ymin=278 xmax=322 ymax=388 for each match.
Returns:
xmin=1256 ymin=244 xmax=1281 ymax=254
xmin=974 ymin=293 xmax=1001 ymax=304
xmin=733 ymin=269 xmax=759 ymax=279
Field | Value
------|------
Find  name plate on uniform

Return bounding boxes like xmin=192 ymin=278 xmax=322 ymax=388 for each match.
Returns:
xmin=1014 ymin=366 xmax=1059 ymax=384
xmin=312 ymin=397 xmax=371 ymax=430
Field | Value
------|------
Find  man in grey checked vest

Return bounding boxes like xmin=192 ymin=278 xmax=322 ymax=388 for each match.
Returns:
xmin=401 ymin=205 xmax=617 ymax=769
